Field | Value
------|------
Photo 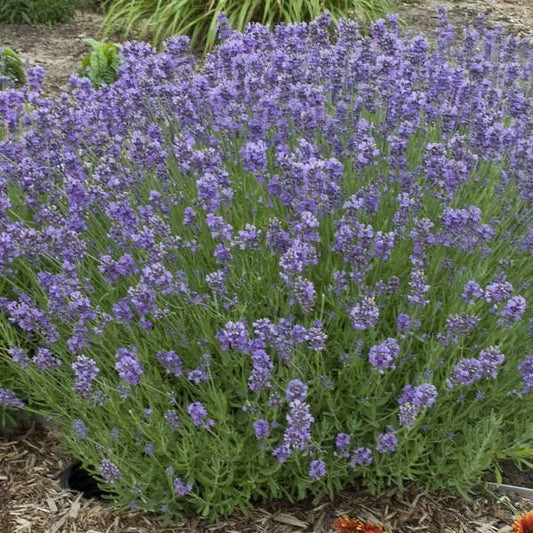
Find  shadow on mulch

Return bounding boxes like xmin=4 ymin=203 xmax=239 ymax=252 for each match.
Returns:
xmin=0 ymin=420 xmax=531 ymax=532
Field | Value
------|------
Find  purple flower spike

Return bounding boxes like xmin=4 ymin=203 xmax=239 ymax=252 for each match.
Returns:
xmin=99 ymin=459 xmax=121 ymax=484
xmin=286 ymin=379 xmax=308 ymax=401
xmin=72 ymin=419 xmax=88 ymax=440
xmin=518 ymin=356 xmax=533 ymax=392
xmin=253 ymin=419 xmax=270 ymax=439
xmin=173 ymin=477 xmax=193 ymax=496
xmin=115 ymin=348 xmax=143 ymax=386
xmin=309 ymin=459 xmax=326 ymax=480
xmin=156 ymin=350 xmax=182 ymax=377
xmin=72 ymin=355 xmax=99 ymax=398
xmin=335 ymin=433 xmax=351 ymax=458
xmin=368 ymin=338 xmax=400 ymax=373
xmin=188 ymin=401 xmax=214 ymax=428
xmin=350 ymin=297 xmax=380 ymax=330
xmin=376 ymin=430 xmax=398 ymax=454
xmin=498 ymin=296 xmax=526 ymax=326
xmin=447 ymin=358 xmax=482 ymax=388
xmin=0 ymin=388 xmax=25 ymax=409
xmin=350 ymin=447 xmax=373 ymax=467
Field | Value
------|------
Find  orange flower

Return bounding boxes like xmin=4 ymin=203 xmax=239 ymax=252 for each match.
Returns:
xmin=513 ymin=511 xmax=533 ymax=533
xmin=333 ymin=516 xmax=384 ymax=533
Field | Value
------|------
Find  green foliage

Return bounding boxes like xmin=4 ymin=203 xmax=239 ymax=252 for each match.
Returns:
xmin=101 ymin=0 xmax=392 ymax=53
xmin=77 ymin=39 xmax=122 ymax=88
xmin=0 ymin=0 xmax=78 ymax=24
xmin=0 ymin=46 xmax=26 ymax=89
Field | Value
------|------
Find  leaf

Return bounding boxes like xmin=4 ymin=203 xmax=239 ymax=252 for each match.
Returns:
xmin=272 ymin=513 xmax=309 ymax=528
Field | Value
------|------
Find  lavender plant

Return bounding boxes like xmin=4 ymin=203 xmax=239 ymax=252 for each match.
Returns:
xmin=0 ymin=11 xmax=532 ymax=521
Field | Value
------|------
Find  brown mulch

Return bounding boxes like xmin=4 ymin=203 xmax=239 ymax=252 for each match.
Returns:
xmin=0 ymin=421 xmax=530 ymax=533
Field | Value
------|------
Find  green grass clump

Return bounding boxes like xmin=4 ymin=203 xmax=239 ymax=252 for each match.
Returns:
xmin=101 ymin=0 xmax=392 ymax=53
xmin=0 ymin=0 xmax=78 ymax=24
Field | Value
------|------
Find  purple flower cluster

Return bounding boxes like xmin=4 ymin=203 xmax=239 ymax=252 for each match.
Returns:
xmin=72 ymin=355 xmax=99 ymax=398
xmin=72 ymin=418 xmax=88 ymax=440
xmin=309 ymin=459 xmax=326 ymax=480
xmin=115 ymin=348 xmax=143 ymax=386
xmin=518 ymin=356 xmax=533 ymax=392
xmin=0 ymin=388 xmax=25 ymax=409
xmin=398 ymin=383 xmax=438 ymax=427
xmin=187 ymin=401 xmax=214 ymax=428
xmin=156 ymin=350 xmax=182 ymax=377
xmin=173 ymin=477 xmax=193 ymax=496
xmin=350 ymin=297 xmax=380 ymax=331
xmin=376 ymin=429 xmax=398 ymax=454
xmin=99 ymin=459 xmax=121 ymax=484
xmin=448 ymin=346 xmax=506 ymax=388
xmin=368 ymin=338 xmax=400 ymax=373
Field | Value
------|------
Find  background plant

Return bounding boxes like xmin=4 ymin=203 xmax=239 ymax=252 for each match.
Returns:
xmin=0 ymin=46 xmax=25 ymax=89
xmin=0 ymin=0 xmax=81 ymax=25
xmin=0 ymin=12 xmax=532 ymax=522
xmin=77 ymin=39 xmax=122 ymax=88
xmin=101 ymin=0 xmax=392 ymax=53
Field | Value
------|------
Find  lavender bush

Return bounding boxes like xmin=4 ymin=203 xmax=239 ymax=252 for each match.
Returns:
xmin=0 ymin=11 xmax=532 ymax=520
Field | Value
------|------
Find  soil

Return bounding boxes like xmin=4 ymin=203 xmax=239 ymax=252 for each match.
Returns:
xmin=0 ymin=0 xmax=532 ymax=96
xmin=0 ymin=10 xmax=107 ymax=96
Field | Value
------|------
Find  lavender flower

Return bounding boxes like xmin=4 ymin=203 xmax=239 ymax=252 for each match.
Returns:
xmin=517 ymin=356 xmax=533 ymax=392
xmin=188 ymin=402 xmax=214 ymax=428
xmin=397 ymin=313 xmax=410 ymax=332
xmin=0 ymin=388 xmax=25 ymax=409
xmin=156 ymin=350 xmax=182 ymax=377
xmin=33 ymin=348 xmax=62 ymax=370
xmin=309 ymin=460 xmax=326 ymax=480
xmin=350 ymin=297 xmax=380 ymax=330
xmin=376 ymin=430 xmax=398 ymax=454
xmin=115 ymin=348 xmax=143 ymax=386
xmin=498 ymin=295 xmax=526 ymax=326
xmin=248 ymin=342 xmax=274 ymax=392
xmin=173 ymin=477 xmax=193 ymax=496
xmin=99 ymin=459 xmax=121 ymax=484
xmin=164 ymin=410 xmax=181 ymax=430
xmin=368 ymin=338 xmax=400 ymax=373
xmin=408 ymin=269 xmax=430 ymax=307
xmin=462 ymin=280 xmax=483 ymax=303
xmin=72 ymin=355 xmax=99 ymax=398
xmin=335 ymin=433 xmax=351 ymax=458
xmin=283 ymin=399 xmax=314 ymax=451
xmin=216 ymin=321 xmax=249 ymax=352
xmin=398 ymin=383 xmax=437 ymax=427
xmin=483 ymin=281 xmax=513 ymax=305
xmin=447 ymin=358 xmax=482 ymax=388
xmin=478 ymin=346 xmax=505 ymax=379
xmin=72 ymin=419 xmax=88 ymax=440
xmin=350 ymin=447 xmax=373 ymax=467
xmin=286 ymin=379 xmax=308 ymax=401
xmin=272 ymin=443 xmax=291 ymax=464
xmin=8 ymin=347 xmax=30 ymax=368
xmin=253 ymin=419 xmax=270 ymax=439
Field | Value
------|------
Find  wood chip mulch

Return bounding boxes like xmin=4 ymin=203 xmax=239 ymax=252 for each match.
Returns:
xmin=0 ymin=422 xmax=530 ymax=532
